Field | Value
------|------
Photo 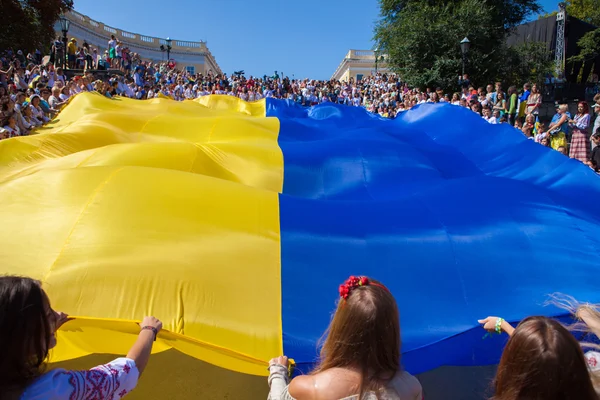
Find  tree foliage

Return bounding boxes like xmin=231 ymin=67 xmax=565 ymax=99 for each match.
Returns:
xmin=0 ymin=0 xmax=74 ymax=52
xmin=565 ymin=0 xmax=600 ymax=25
xmin=570 ymin=28 xmax=600 ymax=62
xmin=374 ymin=0 xmax=546 ymax=89
xmin=539 ymin=1 xmax=600 ymax=25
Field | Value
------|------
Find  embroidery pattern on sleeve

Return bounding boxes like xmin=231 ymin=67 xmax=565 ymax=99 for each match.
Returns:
xmin=63 ymin=363 xmax=123 ymax=400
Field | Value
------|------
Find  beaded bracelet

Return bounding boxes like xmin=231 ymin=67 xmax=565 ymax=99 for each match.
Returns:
xmin=495 ymin=318 xmax=504 ymax=334
xmin=141 ymin=326 xmax=158 ymax=341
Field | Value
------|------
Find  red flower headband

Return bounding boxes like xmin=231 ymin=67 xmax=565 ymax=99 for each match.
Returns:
xmin=338 ymin=275 xmax=388 ymax=300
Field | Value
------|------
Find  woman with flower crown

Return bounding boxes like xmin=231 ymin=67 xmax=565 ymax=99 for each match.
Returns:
xmin=267 ymin=276 xmax=422 ymax=400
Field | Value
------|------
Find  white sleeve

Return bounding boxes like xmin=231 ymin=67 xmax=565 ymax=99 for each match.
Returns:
xmin=22 ymin=358 xmax=139 ymax=400
xmin=585 ymin=351 xmax=600 ymax=372
xmin=267 ymin=364 xmax=296 ymax=400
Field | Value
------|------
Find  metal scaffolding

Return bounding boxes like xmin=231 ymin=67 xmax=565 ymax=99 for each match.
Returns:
xmin=555 ymin=2 xmax=566 ymax=77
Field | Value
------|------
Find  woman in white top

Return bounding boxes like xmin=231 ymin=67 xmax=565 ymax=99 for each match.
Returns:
xmin=49 ymin=87 xmax=66 ymax=110
xmin=526 ymin=84 xmax=542 ymax=115
xmin=0 ymin=276 xmax=162 ymax=400
xmin=29 ymin=95 xmax=50 ymax=124
xmin=22 ymin=103 xmax=42 ymax=128
xmin=240 ymin=88 xmax=250 ymax=102
xmin=3 ymin=100 xmax=30 ymax=134
xmin=3 ymin=112 xmax=21 ymax=137
xmin=59 ymin=87 xmax=70 ymax=102
xmin=450 ymin=92 xmax=461 ymax=106
xmin=267 ymin=276 xmax=422 ymax=400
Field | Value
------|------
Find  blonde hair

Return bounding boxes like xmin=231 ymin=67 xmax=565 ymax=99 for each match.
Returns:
xmin=547 ymin=293 xmax=600 ymax=391
xmin=559 ymin=104 xmax=569 ymax=112
xmin=525 ymin=113 xmax=535 ymax=123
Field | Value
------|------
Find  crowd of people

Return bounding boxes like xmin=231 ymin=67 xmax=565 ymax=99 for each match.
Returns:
xmin=49 ymin=35 xmax=142 ymax=71
xmin=3 ymin=33 xmax=600 ymax=400
xmin=2 ymin=275 xmax=600 ymax=399
xmin=2 ymin=42 xmax=600 ymax=171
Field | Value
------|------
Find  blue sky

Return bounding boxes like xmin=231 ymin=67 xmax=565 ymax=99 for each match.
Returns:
xmin=74 ymin=0 xmax=561 ymax=80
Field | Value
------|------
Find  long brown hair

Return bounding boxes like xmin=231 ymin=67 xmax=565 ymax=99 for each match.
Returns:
xmin=0 ymin=276 xmax=52 ymax=398
xmin=312 ymin=276 xmax=400 ymax=398
xmin=492 ymin=316 xmax=599 ymax=400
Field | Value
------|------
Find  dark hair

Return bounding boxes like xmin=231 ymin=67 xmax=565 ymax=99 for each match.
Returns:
xmin=313 ymin=277 xmax=400 ymax=398
xmin=492 ymin=316 xmax=599 ymax=400
xmin=0 ymin=276 xmax=52 ymax=396
xmin=508 ymin=86 xmax=517 ymax=96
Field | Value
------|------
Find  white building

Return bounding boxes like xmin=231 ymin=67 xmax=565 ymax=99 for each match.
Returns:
xmin=331 ymin=50 xmax=389 ymax=81
xmin=55 ymin=10 xmax=221 ymax=75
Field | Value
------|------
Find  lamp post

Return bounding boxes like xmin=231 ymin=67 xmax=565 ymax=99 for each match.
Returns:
xmin=374 ymin=47 xmax=379 ymax=73
xmin=59 ymin=15 xmax=70 ymax=69
xmin=166 ymin=37 xmax=172 ymax=61
xmin=460 ymin=37 xmax=470 ymax=76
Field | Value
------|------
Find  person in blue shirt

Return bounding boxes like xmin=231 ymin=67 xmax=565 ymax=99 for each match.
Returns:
xmin=39 ymin=88 xmax=55 ymax=116
xmin=520 ymin=83 xmax=531 ymax=102
xmin=134 ymin=67 xmax=144 ymax=87
xmin=548 ymin=103 xmax=571 ymax=150
xmin=491 ymin=82 xmax=506 ymax=105
xmin=518 ymin=83 xmax=531 ymax=122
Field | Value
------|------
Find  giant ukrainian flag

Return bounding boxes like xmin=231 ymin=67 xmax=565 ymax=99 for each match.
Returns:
xmin=1 ymin=93 xmax=600 ymax=398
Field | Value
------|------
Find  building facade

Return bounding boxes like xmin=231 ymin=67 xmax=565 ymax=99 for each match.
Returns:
xmin=331 ymin=50 xmax=389 ymax=82
xmin=54 ymin=11 xmax=221 ymax=75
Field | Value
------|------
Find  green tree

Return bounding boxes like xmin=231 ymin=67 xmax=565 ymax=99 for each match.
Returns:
xmin=374 ymin=0 xmax=544 ymax=89
xmin=0 ymin=0 xmax=74 ymax=52
xmin=570 ymin=28 xmax=600 ymax=63
xmin=538 ymin=0 xmax=600 ymax=25
xmin=565 ymin=0 xmax=600 ymax=25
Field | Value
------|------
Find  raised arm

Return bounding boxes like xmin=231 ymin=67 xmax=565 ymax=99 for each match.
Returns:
xmin=577 ymin=306 xmax=600 ymax=339
xmin=37 ymin=314 xmax=164 ymax=400
xmin=126 ymin=316 xmax=162 ymax=375
xmin=0 ymin=63 xmax=14 ymax=77
xmin=478 ymin=316 xmax=516 ymax=336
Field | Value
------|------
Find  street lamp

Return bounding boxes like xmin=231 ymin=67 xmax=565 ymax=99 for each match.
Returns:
xmin=59 ymin=14 xmax=70 ymax=68
xmin=460 ymin=37 xmax=470 ymax=76
xmin=166 ymin=37 xmax=172 ymax=61
xmin=374 ymin=47 xmax=380 ymax=73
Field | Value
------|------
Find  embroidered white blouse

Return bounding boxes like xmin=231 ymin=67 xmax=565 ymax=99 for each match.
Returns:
xmin=20 ymin=357 xmax=139 ymax=400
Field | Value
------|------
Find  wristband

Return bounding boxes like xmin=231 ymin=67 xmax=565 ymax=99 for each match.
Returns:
xmin=141 ymin=326 xmax=158 ymax=341
xmin=495 ymin=318 xmax=504 ymax=334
